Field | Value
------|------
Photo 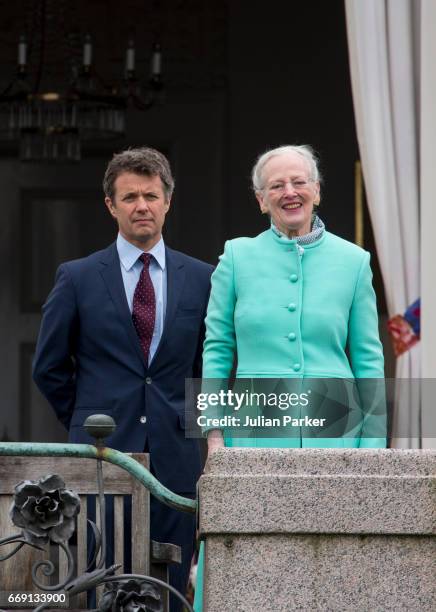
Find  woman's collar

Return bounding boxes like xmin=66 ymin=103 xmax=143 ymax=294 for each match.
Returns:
xmin=270 ymin=216 xmax=325 ymax=245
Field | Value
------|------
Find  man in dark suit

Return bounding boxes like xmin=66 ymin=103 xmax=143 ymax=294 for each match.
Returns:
xmin=33 ymin=147 xmax=213 ymax=609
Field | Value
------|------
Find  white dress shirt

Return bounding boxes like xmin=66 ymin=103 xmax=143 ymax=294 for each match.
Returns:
xmin=116 ymin=233 xmax=167 ymax=365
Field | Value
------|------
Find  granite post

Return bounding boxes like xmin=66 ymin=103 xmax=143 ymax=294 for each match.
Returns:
xmin=198 ymin=449 xmax=436 ymax=611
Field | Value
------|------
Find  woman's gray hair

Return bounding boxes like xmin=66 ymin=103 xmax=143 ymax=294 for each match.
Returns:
xmin=251 ymin=145 xmax=322 ymax=191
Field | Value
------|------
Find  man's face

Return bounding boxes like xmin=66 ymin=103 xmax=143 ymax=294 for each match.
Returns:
xmin=105 ymin=172 xmax=170 ymax=250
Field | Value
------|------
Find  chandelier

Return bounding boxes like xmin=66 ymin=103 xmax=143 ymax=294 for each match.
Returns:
xmin=0 ymin=1 xmax=164 ymax=162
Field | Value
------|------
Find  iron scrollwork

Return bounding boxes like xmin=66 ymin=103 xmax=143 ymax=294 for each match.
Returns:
xmin=0 ymin=468 xmax=193 ymax=612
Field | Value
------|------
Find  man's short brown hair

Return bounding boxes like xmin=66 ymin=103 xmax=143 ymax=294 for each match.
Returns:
xmin=103 ymin=147 xmax=175 ymax=201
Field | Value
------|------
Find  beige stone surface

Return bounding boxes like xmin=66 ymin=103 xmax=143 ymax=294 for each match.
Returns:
xmin=204 ymin=534 xmax=436 ymax=611
xmin=198 ymin=449 xmax=436 ymax=611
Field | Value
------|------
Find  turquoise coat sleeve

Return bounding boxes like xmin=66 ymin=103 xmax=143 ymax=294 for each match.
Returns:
xmin=348 ymin=252 xmax=384 ymax=378
xmin=200 ymin=241 xmax=237 ymax=432
xmin=203 ymin=240 xmax=237 ymax=379
xmin=347 ymin=252 xmax=386 ymax=447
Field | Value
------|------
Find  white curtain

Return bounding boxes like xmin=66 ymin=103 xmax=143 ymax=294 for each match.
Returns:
xmin=345 ymin=0 xmax=421 ymax=447
xmin=420 ymin=0 xmax=436 ymax=448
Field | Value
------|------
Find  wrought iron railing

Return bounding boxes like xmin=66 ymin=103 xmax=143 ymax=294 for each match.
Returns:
xmin=0 ymin=415 xmax=195 ymax=611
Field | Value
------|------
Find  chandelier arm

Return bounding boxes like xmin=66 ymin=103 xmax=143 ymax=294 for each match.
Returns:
xmin=130 ymin=93 xmax=154 ymax=111
xmin=0 ymin=80 xmax=17 ymax=98
xmin=92 ymin=70 xmax=112 ymax=93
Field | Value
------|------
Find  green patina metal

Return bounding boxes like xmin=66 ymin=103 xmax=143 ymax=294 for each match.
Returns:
xmin=0 ymin=442 xmax=196 ymax=513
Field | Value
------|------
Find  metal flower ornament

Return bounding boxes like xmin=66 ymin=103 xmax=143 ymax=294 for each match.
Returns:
xmin=98 ymin=578 xmax=163 ymax=612
xmin=10 ymin=474 xmax=80 ymax=546
xmin=0 ymin=474 xmax=81 ymax=593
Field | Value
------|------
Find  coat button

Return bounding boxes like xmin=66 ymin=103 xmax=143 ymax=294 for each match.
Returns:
xmin=140 ymin=416 xmax=147 ymax=424
xmin=145 ymin=377 xmax=152 ymax=384
xmin=293 ymin=363 xmax=301 ymax=371
xmin=290 ymin=274 xmax=298 ymax=282
xmin=288 ymin=332 xmax=296 ymax=341
xmin=288 ymin=303 xmax=296 ymax=312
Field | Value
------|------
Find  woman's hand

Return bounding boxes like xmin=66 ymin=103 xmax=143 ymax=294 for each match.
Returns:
xmin=207 ymin=429 xmax=225 ymax=456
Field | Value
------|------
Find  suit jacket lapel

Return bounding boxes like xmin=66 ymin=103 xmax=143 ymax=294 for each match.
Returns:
xmin=149 ymin=246 xmax=185 ymax=370
xmin=99 ymin=243 xmax=147 ymax=371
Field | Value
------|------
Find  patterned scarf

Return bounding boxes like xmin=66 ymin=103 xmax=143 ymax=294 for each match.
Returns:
xmin=271 ymin=215 xmax=325 ymax=245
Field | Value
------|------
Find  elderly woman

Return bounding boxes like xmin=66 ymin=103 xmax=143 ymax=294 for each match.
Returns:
xmin=193 ymin=145 xmax=385 ymax=610
xmin=203 ymin=144 xmax=385 ymax=453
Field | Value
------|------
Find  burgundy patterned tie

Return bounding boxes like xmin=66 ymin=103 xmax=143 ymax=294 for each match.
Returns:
xmin=132 ymin=253 xmax=156 ymax=364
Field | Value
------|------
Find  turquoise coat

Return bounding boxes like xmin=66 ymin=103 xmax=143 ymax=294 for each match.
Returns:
xmin=194 ymin=228 xmax=386 ymax=611
xmin=202 ymin=228 xmax=386 ymax=448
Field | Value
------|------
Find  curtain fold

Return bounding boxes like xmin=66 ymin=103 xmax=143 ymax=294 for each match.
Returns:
xmin=344 ymin=0 xmax=421 ymax=448
xmin=420 ymin=0 xmax=436 ymax=448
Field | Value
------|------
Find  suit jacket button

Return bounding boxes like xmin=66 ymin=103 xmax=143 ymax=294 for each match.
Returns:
xmin=145 ymin=377 xmax=152 ymax=384
xmin=293 ymin=363 xmax=301 ymax=371
xmin=140 ymin=416 xmax=147 ymax=424
xmin=288 ymin=303 xmax=296 ymax=312
xmin=290 ymin=274 xmax=298 ymax=282
xmin=288 ymin=332 xmax=296 ymax=341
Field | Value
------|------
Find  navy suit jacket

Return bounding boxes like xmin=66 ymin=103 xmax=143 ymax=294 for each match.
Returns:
xmin=33 ymin=241 xmax=213 ymax=493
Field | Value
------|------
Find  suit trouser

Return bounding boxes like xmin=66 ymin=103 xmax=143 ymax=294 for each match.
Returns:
xmin=86 ymin=486 xmax=196 ymax=611
xmin=144 ymin=439 xmax=197 ymax=611
xmin=150 ymin=494 xmax=196 ymax=612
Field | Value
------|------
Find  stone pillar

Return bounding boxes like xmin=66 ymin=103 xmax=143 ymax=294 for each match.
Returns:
xmin=198 ymin=449 xmax=436 ymax=611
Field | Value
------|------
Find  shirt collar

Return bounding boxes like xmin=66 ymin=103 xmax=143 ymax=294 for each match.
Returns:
xmin=116 ymin=233 xmax=166 ymax=272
